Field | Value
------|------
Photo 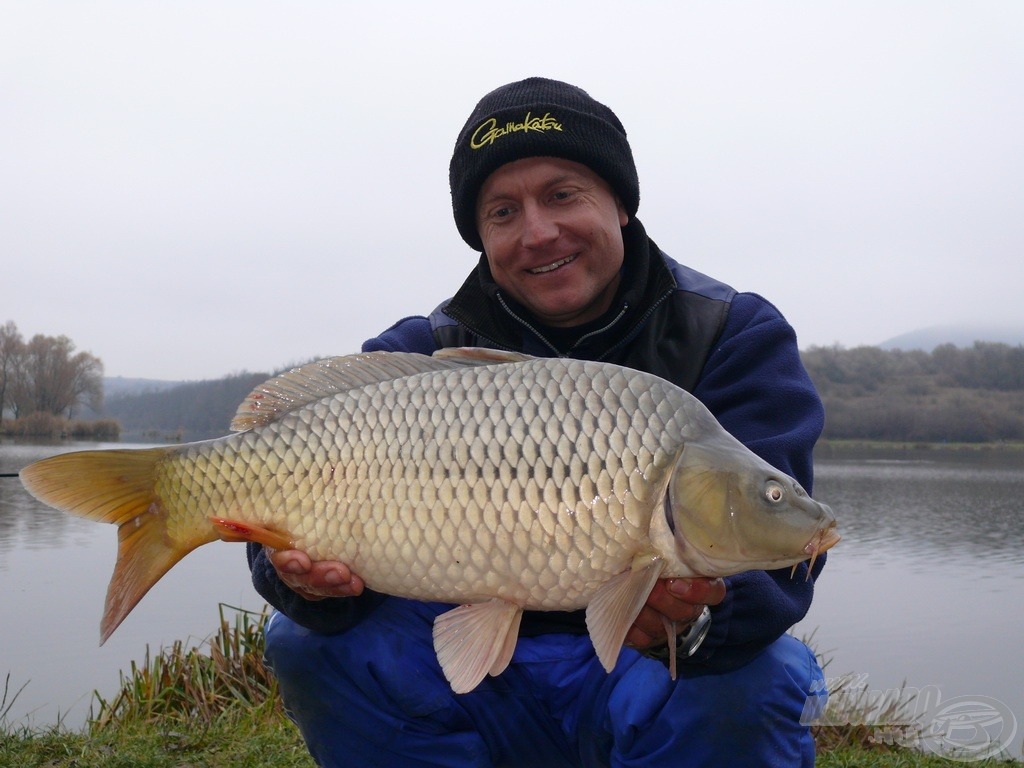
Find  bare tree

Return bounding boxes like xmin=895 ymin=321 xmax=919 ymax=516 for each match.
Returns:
xmin=0 ymin=320 xmax=25 ymax=419
xmin=11 ymin=333 xmax=104 ymax=418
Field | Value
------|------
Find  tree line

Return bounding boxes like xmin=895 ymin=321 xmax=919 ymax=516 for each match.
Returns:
xmin=802 ymin=341 xmax=1024 ymax=443
xmin=0 ymin=321 xmax=104 ymax=420
xmin=3 ymin=319 xmax=1022 ymax=445
xmin=105 ymin=371 xmax=271 ymax=441
xmin=104 ymin=341 xmax=1024 ymax=445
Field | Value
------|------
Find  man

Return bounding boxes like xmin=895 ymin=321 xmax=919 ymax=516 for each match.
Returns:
xmin=248 ymin=77 xmax=828 ymax=767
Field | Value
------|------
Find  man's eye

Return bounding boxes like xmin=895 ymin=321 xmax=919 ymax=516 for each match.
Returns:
xmin=492 ymin=206 xmax=513 ymax=219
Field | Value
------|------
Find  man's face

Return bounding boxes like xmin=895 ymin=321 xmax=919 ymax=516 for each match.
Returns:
xmin=475 ymin=157 xmax=628 ymax=328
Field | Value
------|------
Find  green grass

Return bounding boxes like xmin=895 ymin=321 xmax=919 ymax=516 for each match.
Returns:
xmin=7 ymin=717 xmax=1018 ymax=768
xmin=0 ymin=709 xmax=314 ymax=767
xmin=2 ymin=606 xmax=1021 ymax=767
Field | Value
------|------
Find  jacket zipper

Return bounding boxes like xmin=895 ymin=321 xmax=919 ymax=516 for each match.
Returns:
xmin=591 ymin=287 xmax=674 ymax=362
xmin=495 ymin=293 xmax=631 ymax=358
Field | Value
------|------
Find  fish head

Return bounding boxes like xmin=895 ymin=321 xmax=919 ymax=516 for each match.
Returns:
xmin=666 ymin=431 xmax=839 ymax=577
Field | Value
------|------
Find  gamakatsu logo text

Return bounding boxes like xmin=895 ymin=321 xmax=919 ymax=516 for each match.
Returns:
xmin=470 ymin=112 xmax=563 ymax=149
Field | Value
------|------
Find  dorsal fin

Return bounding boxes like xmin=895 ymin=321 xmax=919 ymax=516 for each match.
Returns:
xmin=231 ymin=351 xmax=473 ymax=431
xmin=433 ymin=347 xmax=535 ymax=365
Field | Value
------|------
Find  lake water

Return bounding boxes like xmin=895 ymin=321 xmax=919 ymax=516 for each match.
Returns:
xmin=1 ymin=440 xmax=1022 ymax=759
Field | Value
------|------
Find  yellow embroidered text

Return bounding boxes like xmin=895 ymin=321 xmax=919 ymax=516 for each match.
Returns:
xmin=470 ymin=112 xmax=563 ymax=149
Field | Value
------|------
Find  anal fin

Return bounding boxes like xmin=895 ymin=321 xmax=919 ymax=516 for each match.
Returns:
xmin=586 ymin=556 xmax=666 ymax=673
xmin=432 ymin=599 xmax=523 ymax=694
xmin=211 ymin=518 xmax=294 ymax=550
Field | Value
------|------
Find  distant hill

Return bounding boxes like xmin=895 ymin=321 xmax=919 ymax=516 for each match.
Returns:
xmin=99 ymin=371 xmax=270 ymax=441
xmin=103 ymin=376 xmax=183 ymax=399
xmin=80 ymin=377 xmax=183 ymax=419
xmin=801 ymin=342 xmax=1024 ymax=442
xmin=879 ymin=324 xmax=1024 ymax=352
xmin=96 ymin=360 xmax=315 ymax=439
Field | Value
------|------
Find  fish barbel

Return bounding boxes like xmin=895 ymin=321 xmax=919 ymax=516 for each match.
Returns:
xmin=20 ymin=348 xmax=838 ymax=693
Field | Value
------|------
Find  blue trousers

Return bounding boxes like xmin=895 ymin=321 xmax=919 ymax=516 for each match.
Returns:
xmin=265 ymin=599 xmax=824 ymax=767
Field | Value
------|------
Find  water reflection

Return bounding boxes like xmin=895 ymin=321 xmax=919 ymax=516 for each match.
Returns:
xmin=815 ymin=454 xmax=1024 ymax=570
xmin=802 ymin=450 xmax=1024 ymax=759
xmin=1 ymin=439 xmax=260 ymax=731
xmin=0 ymin=442 xmax=139 ymax=560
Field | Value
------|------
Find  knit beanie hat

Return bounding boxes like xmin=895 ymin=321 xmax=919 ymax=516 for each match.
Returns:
xmin=449 ymin=77 xmax=639 ymax=251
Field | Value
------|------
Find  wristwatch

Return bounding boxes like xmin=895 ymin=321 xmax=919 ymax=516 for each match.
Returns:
xmin=678 ymin=605 xmax=712 ymax=657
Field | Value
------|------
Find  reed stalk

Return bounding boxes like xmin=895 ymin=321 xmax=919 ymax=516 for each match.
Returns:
xmin=90 ymin=604 xmax=281 ymax=730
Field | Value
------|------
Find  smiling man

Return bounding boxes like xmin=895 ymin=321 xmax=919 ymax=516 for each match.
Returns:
xmin=475 ymin=157 xmax=628 ymax=328
xmin=248 ymin=77 xmax=829 ymax=767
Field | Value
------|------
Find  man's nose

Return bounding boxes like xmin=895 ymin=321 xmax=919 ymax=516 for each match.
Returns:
xmin=520 ymin=203 xmax=559 ymax=248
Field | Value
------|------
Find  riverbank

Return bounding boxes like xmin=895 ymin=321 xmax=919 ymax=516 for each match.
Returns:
xmin=817 ymin=438 xmax=1024 ymax=453
xmin=2 ymin=608 xmax=1020 ymax=767
xmin=4 ymin=711 xmax=1021 ymax=768
xmin=4 ymin=712 xmax=1022 ymax=767
xmin=815 ymin=439 xmax=1024 ymax=468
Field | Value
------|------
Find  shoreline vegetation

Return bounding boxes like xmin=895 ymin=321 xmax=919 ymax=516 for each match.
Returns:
xmin=1 ymin=607 xmax=1020 ymax=767
xmin=4 ymin=339 xmax=1023 ymax=446
xmin=0 ymin=413 xmax=120 ymax=441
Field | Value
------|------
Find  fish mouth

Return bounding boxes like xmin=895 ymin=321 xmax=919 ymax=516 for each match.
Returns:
xmin=795 ymin=521 xmax=840 ymax=580
xmin=529 ymin=253 xmax=578 ymax=274
xmin=805 ymin=522 xmax=840 ymax=557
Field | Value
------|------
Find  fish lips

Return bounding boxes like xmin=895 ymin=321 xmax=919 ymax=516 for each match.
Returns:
xmin=804 ymin=519 xmax=841 ymax=556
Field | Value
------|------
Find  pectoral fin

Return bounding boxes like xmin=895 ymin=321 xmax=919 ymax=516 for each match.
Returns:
xmin=432 ymin=599 xmax=523 ymax=694
xmin=586 ymin=556 xmax=666 ymax=673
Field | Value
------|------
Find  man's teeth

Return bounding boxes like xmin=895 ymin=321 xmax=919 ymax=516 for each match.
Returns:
xmin=530 ymin=254 xmax=577 ymax=274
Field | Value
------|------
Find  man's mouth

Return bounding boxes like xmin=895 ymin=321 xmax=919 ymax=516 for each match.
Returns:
xmin=529 ymin=253 xmax=578 ymax=274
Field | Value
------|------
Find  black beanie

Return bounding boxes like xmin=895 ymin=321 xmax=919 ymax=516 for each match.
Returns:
xmin=449 ymin=77 xmax=639 ymax=251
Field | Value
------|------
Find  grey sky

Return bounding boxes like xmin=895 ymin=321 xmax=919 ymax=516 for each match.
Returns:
xmin=3 ymin=1 xmax=1022 ymax=381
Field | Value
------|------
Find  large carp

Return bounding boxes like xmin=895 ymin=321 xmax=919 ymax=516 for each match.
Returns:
xmin=21 ymin=348 xmax=838 ymax=693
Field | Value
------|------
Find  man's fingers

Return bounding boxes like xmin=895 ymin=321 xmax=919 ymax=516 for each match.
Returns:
xmin=627 ymin=600 xmax=706 ymax=649
xmin=645 ymin=581 xmax=713 ymax=622
xmin=625 ymin=578 xmax=724 ymax=650
xmin=270 ymin=549 xmax=313 ymax=576
xmin=268 ymin=549 xmax=365 ymax=599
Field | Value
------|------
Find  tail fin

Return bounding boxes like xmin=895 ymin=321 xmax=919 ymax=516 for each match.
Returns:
xmin=20 ymin=448 xmax=219 ymax=643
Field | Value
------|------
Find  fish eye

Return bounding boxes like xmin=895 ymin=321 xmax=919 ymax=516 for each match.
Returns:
xmin=765 ymin=482 xmax=785 ymax=504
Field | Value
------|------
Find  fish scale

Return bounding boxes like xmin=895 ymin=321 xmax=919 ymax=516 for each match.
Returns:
xmin=20 ymin=348 xmax=839 ymax=693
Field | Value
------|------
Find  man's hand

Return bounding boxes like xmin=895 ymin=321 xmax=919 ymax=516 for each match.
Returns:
xmin=625 ymin=577 xmax=725 ymax=649
xmin=268 ymin=549 xmax=365 ymax=601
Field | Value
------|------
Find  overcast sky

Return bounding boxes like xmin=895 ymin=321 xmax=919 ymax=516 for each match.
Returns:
xmin=3 ymin=1 xmax=1022 ymax=381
